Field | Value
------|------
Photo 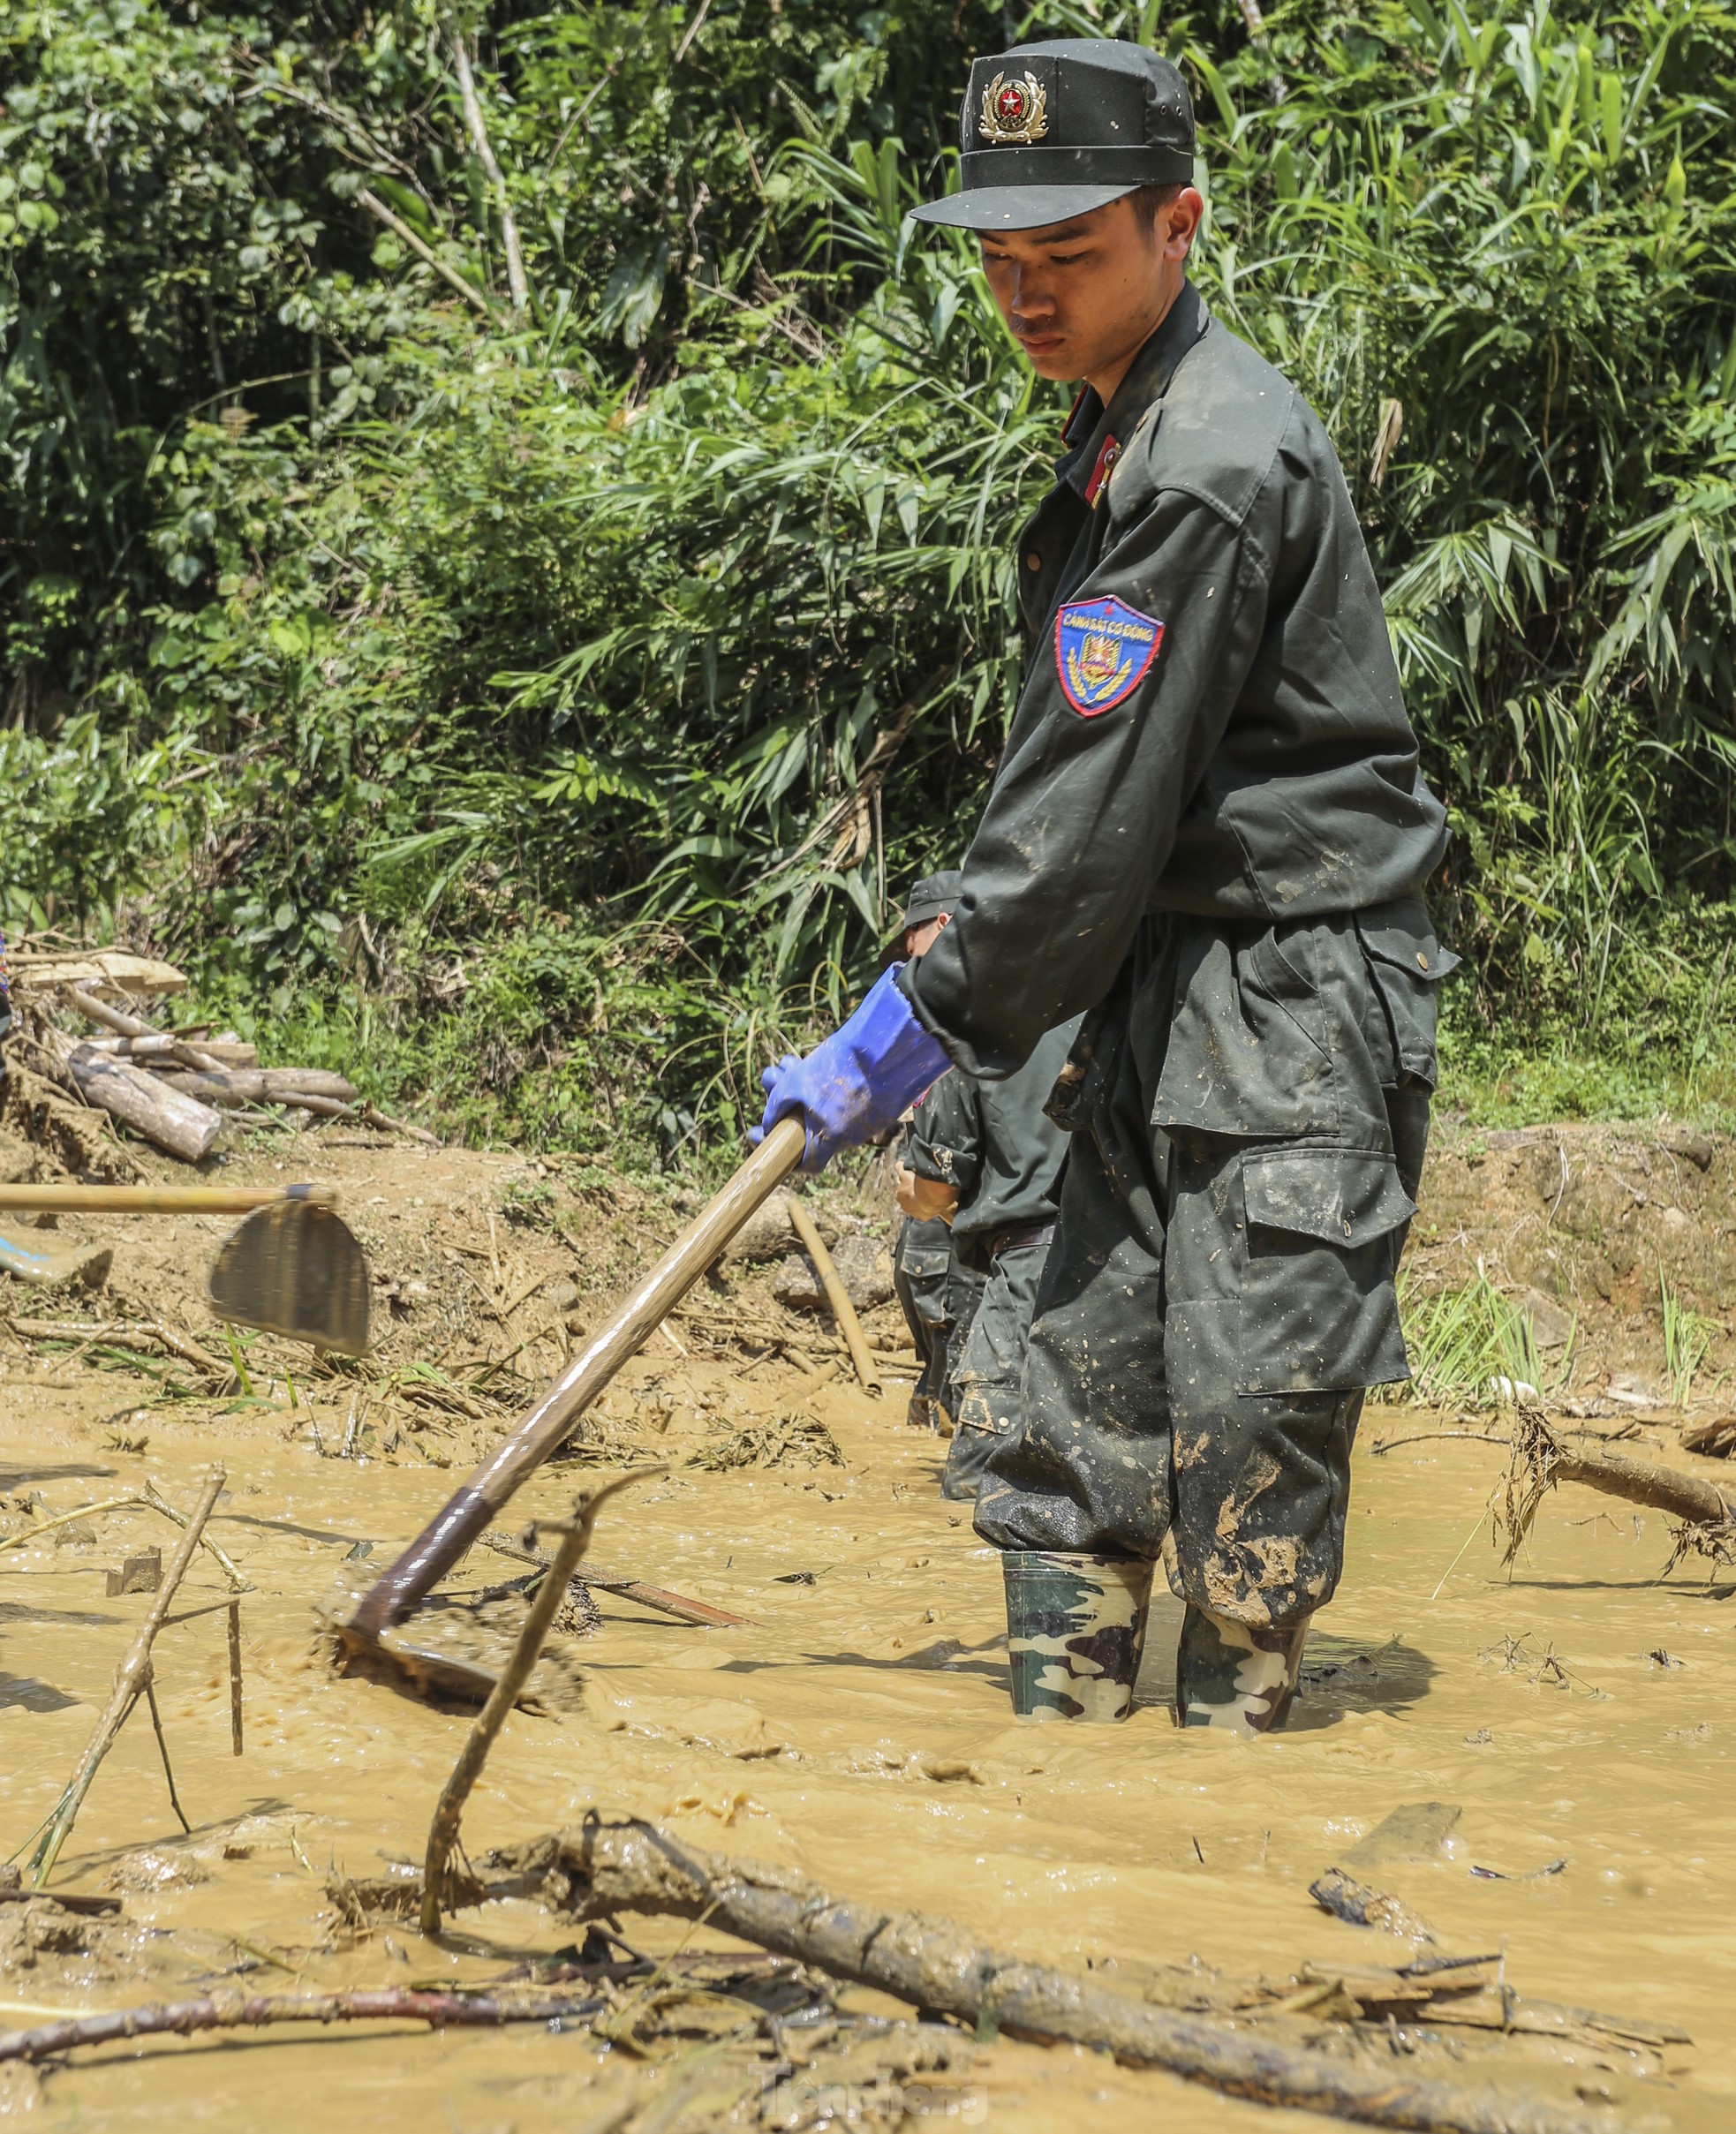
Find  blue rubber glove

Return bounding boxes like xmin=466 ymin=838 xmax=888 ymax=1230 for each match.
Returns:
xmin=753 ymin=965 xmax=951 ymax=1174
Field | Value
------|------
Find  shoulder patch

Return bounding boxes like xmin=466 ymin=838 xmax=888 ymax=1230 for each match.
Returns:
xmin=1054 ymin=596 xmax=1164 ymax=717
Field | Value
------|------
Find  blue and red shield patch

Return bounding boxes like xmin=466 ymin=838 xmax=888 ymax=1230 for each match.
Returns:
xmin=1054 ymin=596 xmax=1164 ymax=717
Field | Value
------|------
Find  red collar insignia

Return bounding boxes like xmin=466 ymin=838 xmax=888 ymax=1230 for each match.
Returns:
xmin=1084 ymin=434 xmax=1122 ymax=509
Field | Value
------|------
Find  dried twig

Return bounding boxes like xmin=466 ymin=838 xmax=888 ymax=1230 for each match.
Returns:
xmin=479 ymin=1530 xmax=754 ymax=1630
xmin=27 ymin=1467 xmax=225 ymax=1886
xmin=0 ymin=1987 xmax=607 ymax=2066
xmin=1498 ymin=1406 xmax=1730 ymax=1571
xmin=421 ymin=1473 xmax=657 ymax=1934
xmin=8 ymin=1316 xmax=222 ymax=1377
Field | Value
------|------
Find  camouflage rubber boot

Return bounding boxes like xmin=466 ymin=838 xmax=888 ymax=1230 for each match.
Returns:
xmin=1002 ymin=1551 xmax=1155 ymax=1723
xmin=1174 ymin=1604 xmax=1311 ymax=1734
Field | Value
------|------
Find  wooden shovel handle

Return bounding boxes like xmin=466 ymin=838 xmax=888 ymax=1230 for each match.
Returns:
xmin=0 ymin=1185 xmax=338 ymax=1214
xmin=787 ymin=1197 xmax=880 ymax=1394
xmin=348 ymin=1116 xmax=808 ymax=1640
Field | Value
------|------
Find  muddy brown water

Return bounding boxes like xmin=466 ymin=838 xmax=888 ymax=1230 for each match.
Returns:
xmin=0 ymin=1136 xmax=1732 ymax=2130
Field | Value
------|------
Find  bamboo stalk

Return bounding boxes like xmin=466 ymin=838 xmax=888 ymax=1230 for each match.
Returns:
xmin=420 ymin=1474 xmax=651 ymax=1934
xmin=357 ymin=189 xmax=493 ymax=316
xmin=27 ymin=1467 xmax=226 ymax=1887
xmin=449 ymin=28 xmax=530 ymax=310
xmin=0 ymin=1185 xmax=337 ymax=1214
xmin=788 ymin=1197 xmax=879 ymax=1395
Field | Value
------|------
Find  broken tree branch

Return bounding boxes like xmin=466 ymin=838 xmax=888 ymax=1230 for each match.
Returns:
xmin=27 ymin=1465 xmax=225 ymax=1886
xmin=421 ymin=1473 xmax=653 ymax=1934
xmin=403 ymin=1820 xmax=1608 ymax=2134
xmin=1500 ymin=1406 xmax=1731 ymax=1570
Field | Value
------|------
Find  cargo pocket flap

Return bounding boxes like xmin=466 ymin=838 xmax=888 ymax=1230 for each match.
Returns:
xmin=1355 ymin=913 xmax=1461 ymax=984
xmin=1242 ymin=1148 xmax=1415 ymax=1247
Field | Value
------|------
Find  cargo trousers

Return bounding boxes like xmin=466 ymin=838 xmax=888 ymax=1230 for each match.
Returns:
xmin=894 ymin=1216 xmax=985 ymax=1428
xmin=941 ymin=1233 xmax=1051 ymax=1498
xmin=974 ymin=898 xmax=1451 ymax=1629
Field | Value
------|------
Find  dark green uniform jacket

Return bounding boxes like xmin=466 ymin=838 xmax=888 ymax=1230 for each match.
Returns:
xmin=901 ymin=281 xmax=1447 ymax=1081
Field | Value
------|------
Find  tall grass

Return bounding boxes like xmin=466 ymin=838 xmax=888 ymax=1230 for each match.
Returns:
xmin=1390 ymin=1268 xmax=1572 ymax=1406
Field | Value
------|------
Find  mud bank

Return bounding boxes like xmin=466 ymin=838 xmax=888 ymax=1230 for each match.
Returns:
xmin=0 ymin=1124 xmax=1732 ymax=2130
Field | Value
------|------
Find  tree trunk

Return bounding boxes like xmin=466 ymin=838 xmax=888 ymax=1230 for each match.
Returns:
xmin=64 ymin=1044 xmax=221 ymax=1163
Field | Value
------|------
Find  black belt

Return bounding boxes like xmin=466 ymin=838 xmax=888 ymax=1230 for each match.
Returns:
xmin=987 ymin=1221 xmax=1055 ymax=1262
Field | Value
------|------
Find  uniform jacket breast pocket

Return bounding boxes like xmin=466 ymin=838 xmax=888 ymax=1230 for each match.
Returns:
xmin=1236 ymin=1146 xmax=1414 ymax=1396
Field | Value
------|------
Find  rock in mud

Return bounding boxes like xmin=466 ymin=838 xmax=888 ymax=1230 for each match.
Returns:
xmin=773 ymin=1233 xmax=894 ymax=1310
xmin=722 ymin=1192 xmax=835 ymax=1265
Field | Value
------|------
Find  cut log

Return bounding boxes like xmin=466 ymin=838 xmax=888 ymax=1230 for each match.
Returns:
xmin=64 ymin=1045 xmax=222 ymax=1163
xmin=150 ymin=1067 xmax=359 ymax=1106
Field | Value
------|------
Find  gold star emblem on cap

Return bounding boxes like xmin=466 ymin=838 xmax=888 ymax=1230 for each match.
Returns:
xmin=978 ymin=71 xmax=1048 ymax=145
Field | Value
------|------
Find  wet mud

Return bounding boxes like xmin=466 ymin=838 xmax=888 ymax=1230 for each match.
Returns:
xmin=1 ymin=1127 xmax=1733 ymax=2130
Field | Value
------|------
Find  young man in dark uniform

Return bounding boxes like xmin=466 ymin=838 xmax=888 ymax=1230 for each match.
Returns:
xmin=756 ymin=39 xmax=1450 ymax=1733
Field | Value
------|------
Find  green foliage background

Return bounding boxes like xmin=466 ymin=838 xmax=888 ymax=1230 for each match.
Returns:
xmin=4 ymin=0 xmax=1735 ymax=1158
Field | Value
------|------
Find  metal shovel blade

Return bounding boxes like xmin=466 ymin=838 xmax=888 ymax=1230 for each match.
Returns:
xmin=208 ymin=1202 xmax=371 ymax=1354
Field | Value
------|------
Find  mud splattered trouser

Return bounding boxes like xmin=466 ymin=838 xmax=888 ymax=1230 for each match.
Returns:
xmin=975 ymin=900 xmax=1447 ymax=1634
xmin=894 ymin=1218 xmax=985 ymax=1428
xmin=942 ymin=1236 xmax=1052 ymax=1499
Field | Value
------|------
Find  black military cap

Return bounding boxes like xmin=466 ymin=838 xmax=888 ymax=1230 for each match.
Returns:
xmin=881 ymin=871 xmax=962 ymax=964
xmin=911 ymin=40 xmax=1196 ymax=233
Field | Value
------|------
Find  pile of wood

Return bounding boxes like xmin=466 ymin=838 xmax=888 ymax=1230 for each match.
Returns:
xmin=6 ymin=946 xmax=430 ymax=1161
